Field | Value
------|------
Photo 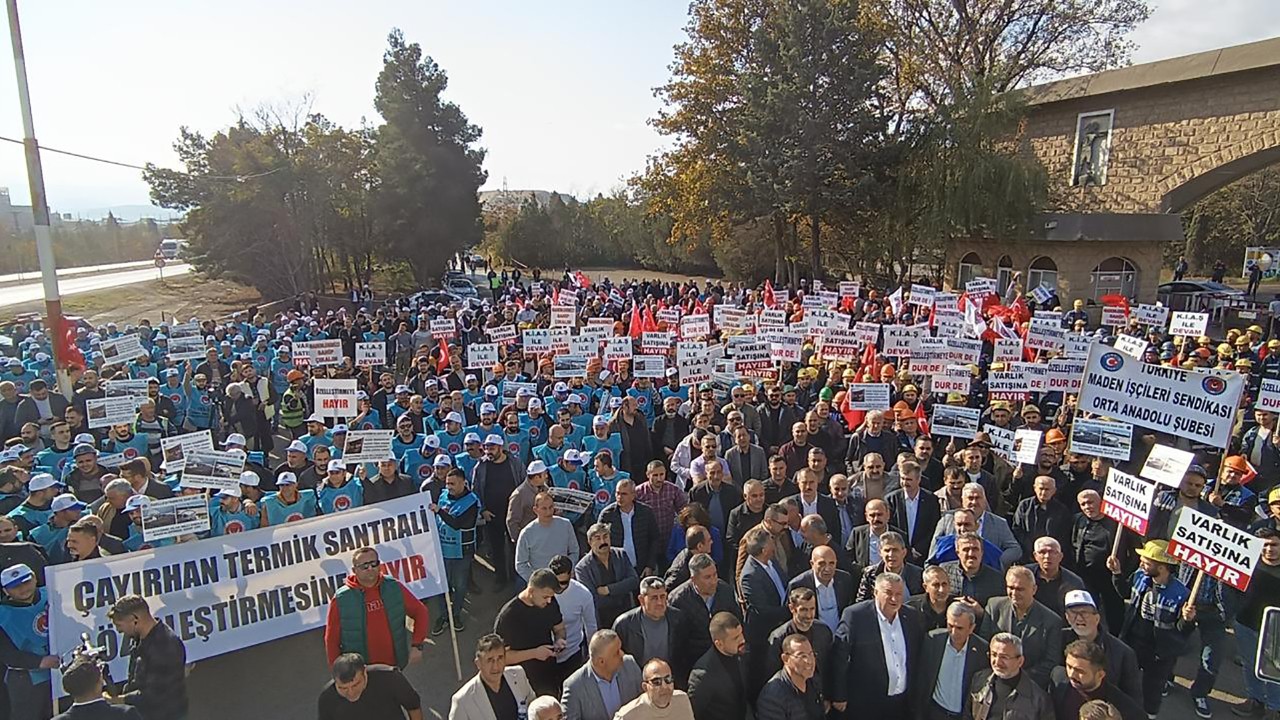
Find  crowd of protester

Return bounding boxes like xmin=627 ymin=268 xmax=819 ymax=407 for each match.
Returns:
xmin=0 ymin=261 xmax=1278 ymax=720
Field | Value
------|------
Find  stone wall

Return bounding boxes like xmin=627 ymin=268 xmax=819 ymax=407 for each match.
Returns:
xmin=944 ymin=238 xmax=1163 ymax=303
xmin=1022 ymin=65 xmax=1280 ymax=214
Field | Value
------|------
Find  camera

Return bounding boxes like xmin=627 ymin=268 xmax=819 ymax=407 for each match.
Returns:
xmin=63 ymin=632 xmax=113 ymax=686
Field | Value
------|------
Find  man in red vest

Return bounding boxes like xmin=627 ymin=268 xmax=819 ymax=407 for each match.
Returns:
xmin=325 ymin=546 xmax=430 ymax=668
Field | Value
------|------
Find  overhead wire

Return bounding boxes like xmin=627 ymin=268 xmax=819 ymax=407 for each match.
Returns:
xmin=0 ymin=134 xmax=284 ymax=181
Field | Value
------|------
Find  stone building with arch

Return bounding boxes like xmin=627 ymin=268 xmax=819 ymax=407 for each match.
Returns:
xmin=944 ymin=37 xmax=1280 ymax=304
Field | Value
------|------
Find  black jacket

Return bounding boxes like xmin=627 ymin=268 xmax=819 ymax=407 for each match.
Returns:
xmin=757 ymin=669 xmax=825 ymax=720
xmin=612 ymin=605 xmax=688 ymax=683
xmin=788 ymin=569 xmax=858 ymax=618
xmin=52 ymin=700 xmax=144 ymax=720
xmin=1011 ymin=497 xmax=1074 ymax=559
xmin=599 ymin=501 xmax=662 ymax=574
xmin=121 ymin=620 xmax=188 ymax=720
xmin=830 ymin=600 xmax=926 ymax=712
xmin=1051 ymin=678 xmax=1145 ymax=720
xmin=669 ymin=579 xmax=740 ymax=669
xmin=845 ymin=523 xmax=905 ymax=568
xmin=884 ymin=488 xmax=943 ymax=566
xmin=652 ymin=413 xmax=691 ymax=454
xmin=765 ymin=619 xmax=834 ymax=694
xmin=688 ymin=647 xmax=749 ymax=720
xmin=915 ymin=629 xmax=988 ymax=718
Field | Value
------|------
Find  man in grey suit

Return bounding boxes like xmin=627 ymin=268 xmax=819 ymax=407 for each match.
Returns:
xmin=979 ymin=565 xmax=1062 ymax=687
xmin=739 ymin=525 xmax=792 ymax=690
xmin=915 ymin=602 xmax=988 ymax=720
xmin=928 ymin=483 xmax=1022 ymax=569
xmin=561 ymin=629 xmax=643 ymax=720
xmin=724 ymin=427 xmax=767 ymax=487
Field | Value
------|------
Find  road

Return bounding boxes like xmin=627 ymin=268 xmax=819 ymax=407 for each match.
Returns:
xmin=0 ymin=263 xmax=191 ymax=308
xmin=0 ymin=259 xmax=162 ymax=286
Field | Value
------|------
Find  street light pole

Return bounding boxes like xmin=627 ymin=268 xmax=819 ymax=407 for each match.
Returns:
xmin=6 ymin=0 xmax=67 ymax=391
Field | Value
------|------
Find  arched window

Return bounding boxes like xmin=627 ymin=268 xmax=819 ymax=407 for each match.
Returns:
xmin=996 ymin=255 xmax=1014 ymax=296
xmin=957 ymin=252 xmax=983 ymax=288
xmin=1092 ymin=257 xmax=1138 ymax=300
xmin=1027 ymin=256 xmax=1059 ymax=298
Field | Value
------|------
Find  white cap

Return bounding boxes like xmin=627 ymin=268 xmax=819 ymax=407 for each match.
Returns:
xmin=563 ymin=449 xmax=583 ymax=464
xmin=1 ymin=564 xmax=34 ymax=589
xmin=433 ymin=455 xmax=453 ymax=468
xmin=600 ymin=370 xmax=612 ymax=382
xmin=327 ymin=459 xmax=346 ymax=473
xmin=123 ymin=494 xmax=151 ymax=512
xmin=216 ymin=486 xmax=243 ymax=499
xmin=1064 ymin=590 xmax=1097 ymax=609
xmin=517 ymin=387 xmax=534 ymax=397
xmin=528 ymin=398 xmax=543 ymax=409
xmin=464 ymin=432 xmax=482 ymax=445
xmin=286 ymin=440 xmax=308 ymax=454
xmin=527 ymin=460 xmax=548 ymax=475
xmin=483 ymin=433 xmax=504 ymax=446
xmin=239 ymin=471 xmax=261 ymax=487
xmin=445 ymin=411 xmax=464 ymax=424
xmin=224 ymin=433 xmax=247 ymax=447
xmin=553 ymin=382 xmax=569 ymax=393
xmin=593 ymin=415 xmax=610 ymax=427
xmin=423 ymin=435 xmax=441 ymax=449
xmin=305 ymin=413 xmax=325 ymax=424
xmin=51 ymin=493 xmax=86 ymax=513
xmin=480 ymin=403 xmax=497 ymax=415
xmin=276 ymin=472 xmax=298 ymax=486
xmin=28 ymin=473 xmax=61 ymax=492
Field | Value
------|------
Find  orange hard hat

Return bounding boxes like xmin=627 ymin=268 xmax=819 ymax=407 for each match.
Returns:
xmin=1045 ymin=428 xmax=1066 ymax=444
xmin=1223 ymin=455 xmax=1250 ymax=473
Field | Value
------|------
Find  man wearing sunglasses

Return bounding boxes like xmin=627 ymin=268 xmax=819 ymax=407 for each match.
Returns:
xmin=614 ymin=659 xmax=694 ymax=720
xmin=325 ymin=546 xmax=430 ymax=669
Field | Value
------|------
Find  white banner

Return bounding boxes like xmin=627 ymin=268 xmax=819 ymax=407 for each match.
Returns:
xmin=883 ymin=325 xmax=925 ymax=357
xmin=1134 ymin=304 xmax=1169 ymax=327
xmin=1013 ymin=428 xmax=1042 ymax=465
xmin=604 ymin=337 xmax=634 ymax=363
xmin=551 ymin=305 xmax=576 ymax=328
xmin=1069 ymin=418 xmax=1133 ymax=461
xmin=295 ymin=339 xmax=343 ymax=367
xmin=845 ymin=384 xmax=891 ymax=411
xmin=554 ymin=354 xmax=589 ymax=378
xmin=993 ymin=338 xmax=1023 ymax=363
xmin=632 ymin=355 xmax=666 ymax=378
xmin=1102 ymin=468 xmax=1157 ymax=536
xmin=1112 ymin=334 xmax=1146 ymax=359
xmin=985 ymin=424 xmax=1015 ymax=461
xmin=314 ymin=378 xmax=358 ymax=418
xmin=932 ymin=366 xmax=971 ymax=395
xmin=1257 ymin=378 xmax=1280 ymax=412
xmin=1078 ymin=344 xmax=1244 ymax=447
xmin=1169 ymin=506 xmax=1263 ymax=591
xmin=430 ymin=318 xmax=456 ymax=339
xmin=523 ymin=329 xmax=551 ymax=354
xmin=356 ymin=341 xmax=385 ymax=368
xmin=342 ymin=430 xmax=395 ymax=464
xmin=1026 ymin=317 xmax=1064 ymax=351
xmin=47 ymin=493 xmax=448 ymax=688
xmin=142 ymin=494 xmax=211 ymax=542
xmin=99 ymin=334 xmax=146 ymax=364
xmin=1169 ymin=311 xmax=1208 ymax=337
xmin=931 ymin=405 xmax=980 ymax=439
xmin=1141 ymin=443 xmax=1196 ymax=488
xmin=680 ymin=315 xmax=711 ymax=339
xmin=159 ymin=430 xmax=215 ymax=473
xmin=180 ymin=449 xmax=247 ymax=491
xmin=467 ymin=343 xmax=499 ymax=370
xmin=1046 ymin=358 xmax=1086 ymax=394
xmin=1102 ymin=306 xmax=1128 ymax=327
xmin=166 ymin=336 xmax=207 ymax=362
xmin=487 ymin=324 xmax=518 ymax=345
xmin=86 ymin=396 xmax=137 ymax=429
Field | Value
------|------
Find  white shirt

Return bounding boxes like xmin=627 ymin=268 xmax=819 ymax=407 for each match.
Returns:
xmin=815 ymin=578 xmax=839 ymax=631
xmin=932 ymin=639 xmax=967 ymax=712
xmin=620 ymin=508 xmax=637 ymax=567
xmin=802 ymin=495 xmax=819 ymax=517
xmin=875 ymin=605 xmax=908 ymax=697
xmin=868 ymin=532 xmax=882 ymax=566
xmin=903 ymin=491 xmax=920 ymax=541
xmin=556 ymin=579 xmax=598 ymax=663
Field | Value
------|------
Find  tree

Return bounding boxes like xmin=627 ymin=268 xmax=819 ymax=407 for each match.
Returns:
xmin=373 ymin=29 xmax=487 ymax=287
xmin=1183 ymin=166 xmax=1280 ymax=274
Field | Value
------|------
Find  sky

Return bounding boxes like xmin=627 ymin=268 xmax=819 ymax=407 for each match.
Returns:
xmin=1 ymin=0 xmax=1278 ymax=218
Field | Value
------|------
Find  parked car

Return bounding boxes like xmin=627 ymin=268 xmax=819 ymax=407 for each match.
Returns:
xmin=1156 ymin=280 xmax=1251 ymax=313
xmin=446 ymin=278 xmax=479 ymax=299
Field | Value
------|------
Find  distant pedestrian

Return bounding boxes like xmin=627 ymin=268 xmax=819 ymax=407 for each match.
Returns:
xmin=1173 ymin=256 xmax=1188 ymax=281
xmin=1249 ymin=261 xmax=1263 ymax=298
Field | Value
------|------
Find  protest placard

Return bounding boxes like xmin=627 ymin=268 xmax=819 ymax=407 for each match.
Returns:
xmin=159 ymin=430 xmax=214 ymax=473
xmin=993 ymin=337 xmax=1023 ymax=363
xmin=1170 ymin=311 xmax=1208 ymax=337
xmin=141 ymin=495 xmax=210 ymax=542
xmin=180 ymin=450 xmax=246 ymax=491
xmin=984 ymin=424 xmax=1015 ymax=461
xmin=604 ymin=337 xmax=633 ymax=362
xmin=909 ymin=284 xmax=937 ymax=307
xmin=1069 ymin=418 xmax=1133 ymax=461
xmin=632 ymin=355 xmax=666 ymax=378
xmin=641 ymin=332 xmax=673 ymax=354
xmin=932 ymin=366 xmax=971 ymax=395
xmin=909 ymin=337 xmax=947 ymax=375
xmin=681 ymin=314 xmax=711 ymax=339
xmin=1046 ymin=358 xmax=1086 ymax=394
xmin=1063 ymin=333 xmax=1091 ymax=358
xmin=295 ymin=339 xmax=343 ymax=366
xmin=355 ymin=341 xmax=385 ymax=367
xmin=1013 ymin=428 xmax=1042 ymax=465
xmin=86 ymin=397 xmax=137 ymax=429
xmin=883 ymin=325 xmax=925 ymax=357
xmin=554 ymin=354 xmax=589 ymax=379
xmin=838 ymin=281 xmax=860 ymax=299
xmin=767 ymin=332 xmax=803 ymax=363
xmin=501 ymin=381 xmax=538 ymax=404
xmin=1102 ymin=306 xmax=1129 ymax=327
xmin=1010 ymin=362 xmax=1049 ymax=392
xmin=47 ymin=493 xmax=447 ymax=689
xmin=1134 ymin=304 xmax=1169 ymax=327
xmin=1257 ymin=378 xmax=1280 ymax=412
xmin=853 ymin=322 xmax=879 ymax=347
xmin=169 ymin=321 xmax=201 ymax=339
xmin=551 ymin=304 xmax=576 ymax=328
xmin=966 ymin=277 xmax=997 ymax=297
xmin=733 ymin=341 xmax=776 ymax=379
xmin=342 ymin=430 xmax=395 ymax=464
xmin=99 ymin=334 xmax=146 ymax=364
xmin=522 ymin=329 xmax=551 ymax=354
xmin=548 ymin=487 xmax=595 ymax=516
xmin=719 ymin=308 xmax=748 ymax=332
xmin=1169 ymin=506 xmax=1264 ymax=591
xmin=548 ymin=328 xmax=572 ymax=353
xmin=844 ymin=384 xmax=891 ymax=411
xmin=933 ymin=310 xmax=964 ymax=338
xmin=569 ymin=336 xmax=599 ymax=357
xmin=1141 ymin=443 xmax=1196 ymax=488
xmin=931 ymin=405 xmax=980 ymax=439
xmin=987 ymin=370 xmax=1029 ymax=402
xmin=1112 ymin=334 xmax=1147 ymax=359
xmin=430 ymin=318 xmax=456 ymax=339
xmin=677 ymin=346 xmax=712 ymax=387
xmin=166 ymin=336 xmax=207 ymax=362
xmin=1026 ymin=317 xmax=1064 ymax=351
xmin=758 ymin=309 xmax=788 ymax=328
xmin=487 ymin=324 xmax=517 ymax=345
xmin=467 ymin=343 xmax=499 ymax=370
xmin=1078 ymin=344 xmax=1244 ymax=447
xmin=1102 ymin=468 xmax=1157 ymax=535
xmin=657 ymin=308 xmax=681 ymax=325
xmin=944 ymin=338 xmax=982 ymax=365
xmin=314 ymin=378 xmax=358 ymax=417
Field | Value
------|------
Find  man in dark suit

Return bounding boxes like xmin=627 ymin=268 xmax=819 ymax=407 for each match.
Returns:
xmin=831 ymin=572 xmax=926 ymax=720
xmin=846 ymin=498 xmax=901 ymax=568
xmin=55 ymin=656 xmax=143 ymax=720
xmin=885 ymin=459 xmax=942 ymax=566
xmin=652 ymin=397 xmax=691 ymax=460
xmin=612 ymin=576 xmax=688 ymax=684
xmin=598 ymin=481 xmax=662 ymax=577
xmin=725 ymin=480 xmax=765 ymax=583
xmin=828 ymin=473 xmax=863 ymax=549
xmin=979 ymin=565 xmax=1062 ymax=688
xmin=787 ymin=472 xmax=841 ymax=547
xmin=764 ymin=587 xmax=834 ymax=692
xmin=687 ymin=612 xmax=750 ymax=720
xmin=855 ymin=530 xmax=923 ymax=603
xmin=739 ymin=526 xmax=791 ymax=688
xmin=915 ymin=602 xmax=988 ymax=720
xmin=1052 ymin=639 xmax=1146 ymax=720
xmin=665 ymin=525 xmax=711 ymax=591
xmin=668 ymin=553 xmax=740 ymax=672
xmin=688 ymin=462 xmax=742 ymax=540
xmin=788 ymin=545 xmax=857 ymax=632
xmin=724 ymin=428 xmax=767 ymax=487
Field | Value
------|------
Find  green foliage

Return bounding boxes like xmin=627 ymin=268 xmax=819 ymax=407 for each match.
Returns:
xmin=143 ymin=29 xmax=485 ymax=298
xmin=0 ymin=215 xmax=168 ymax=275
xmin=1182 ymin=166 xmax=1280 ymax=274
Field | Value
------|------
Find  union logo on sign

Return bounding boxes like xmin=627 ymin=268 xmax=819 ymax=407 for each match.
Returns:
xmin=1202 ymin=376 xmax=1227 ymax=395
xmin=1099 ymin=352 xmax=1125 ymax=371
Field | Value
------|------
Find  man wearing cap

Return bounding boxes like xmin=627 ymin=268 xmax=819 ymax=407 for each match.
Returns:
xmin=436 ymin=411 xmax=468 ymax=456
xmin=6 ymin=472 xmax=63 ymax=535
xmin=29 ymin=492 xmax=85 ymax=563
xmin=260 ymin=472 xmax=319 ymax=527
xmin=64 ymin=443 xmax=109 ymax=503
xmin=1105 ymin=540 xmax=1196 ymax=718
xmin=1061 ymin=590 xmax=1142 ymax=704
xmin=474 ymin=432 xmax=525 ymax=589
xmin=0 ymin=562 xmax=58 ymax=720
xmin=209 ymin=484 xmax=260 ymax=536
xmin=430 ymin=468 xmax=480 ymax=634
xmin=301 ymin=413 xmax=335 ymax=457
xmin=319 ymin=459 xmax=364 ymax=514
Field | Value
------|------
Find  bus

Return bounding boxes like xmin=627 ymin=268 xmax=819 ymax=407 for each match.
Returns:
xmin=159 ymin=238 xmax=187 ymax=259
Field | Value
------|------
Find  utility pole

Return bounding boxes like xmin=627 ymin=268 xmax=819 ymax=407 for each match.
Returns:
xmin=7 ymin=0 xmax=68 ymax=392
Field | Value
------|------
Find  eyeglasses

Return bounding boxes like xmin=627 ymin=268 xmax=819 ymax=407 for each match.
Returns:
xmin=645 ymin=675 xmax=674 ymax=686
xmin=354 ymin=561 xmax=379 ymax=570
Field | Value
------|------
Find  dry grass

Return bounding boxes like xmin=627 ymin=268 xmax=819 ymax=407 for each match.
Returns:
xmin=4 ymin=274 xmax=262 ymax=326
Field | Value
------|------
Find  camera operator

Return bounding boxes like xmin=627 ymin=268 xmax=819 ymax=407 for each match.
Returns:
xmin=106 ymin=595 xmax=187 ymax=720
xmin=52 ymin=655 xmax=142 ymax=720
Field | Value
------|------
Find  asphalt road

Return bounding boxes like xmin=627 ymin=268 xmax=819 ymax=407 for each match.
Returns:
xmin=0 ymin=259 xmax=161 ymax=286
xmin=0 ymin=263 xmax=191 ymax=308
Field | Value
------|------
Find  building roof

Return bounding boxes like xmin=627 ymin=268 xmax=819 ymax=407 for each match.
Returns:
xmin=1021 ymin=36 xmax=1280 ymax=106
xmin=1032 ymin=212 xmax=1183 ymax=243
